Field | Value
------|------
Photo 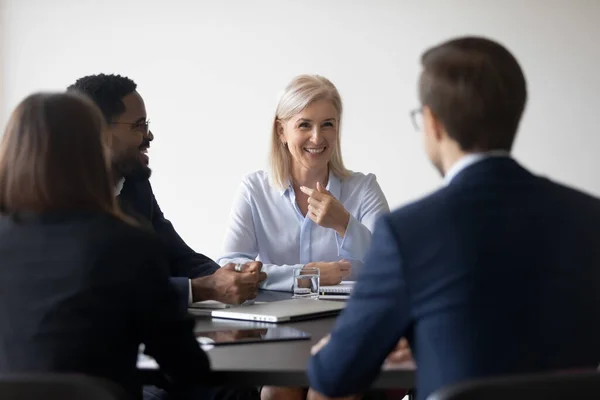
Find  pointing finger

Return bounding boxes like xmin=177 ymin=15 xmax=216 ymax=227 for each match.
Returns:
xmin=316 ymin=181 xmax=331 ymax=195
xmin=301 ymin=186 xmax=325 ymax=202
xmin=299 ymin=186 xmax=314 ymax=196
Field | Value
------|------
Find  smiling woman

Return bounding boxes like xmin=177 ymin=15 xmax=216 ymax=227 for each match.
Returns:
xmin=217 ymin=74 xmax=390 ymax=292
xmin=218 ymin=74 xmax=390 ymax=400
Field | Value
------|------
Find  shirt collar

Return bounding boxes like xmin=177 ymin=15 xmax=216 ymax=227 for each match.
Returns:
xmin=444 ymin=150 xmax=511 ymax=185
xmin=115 ymin=178 xmax=125 ymax=196
xmin=279 ymin=170 xmax=341 ymax=198
xmin=326 ymin=173 xmax=342 ymax=199
xmin=278 ymin=179 xmax=291 ymax=197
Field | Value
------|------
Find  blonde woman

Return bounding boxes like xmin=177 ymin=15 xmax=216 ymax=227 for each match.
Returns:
xmin=218 ymin=74 xmax=389 ymax=292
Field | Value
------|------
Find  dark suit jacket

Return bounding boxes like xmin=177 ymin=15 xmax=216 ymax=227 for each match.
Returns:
xmin=308 ymin=157 xmax=600 ymax=400
xmin=118 ymin=179 xmax=220 ymax=311
xmin=0 ymin=211 xmax=210 ymax=399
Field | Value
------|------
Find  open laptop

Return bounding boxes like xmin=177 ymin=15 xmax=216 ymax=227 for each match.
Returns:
xmin=210 ymin=299 xmax=346 ymax=323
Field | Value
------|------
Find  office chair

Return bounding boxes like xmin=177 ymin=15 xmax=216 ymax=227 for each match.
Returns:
xmin=427 ymin=370 xmax=600 ymax=400
xmin=0 ymin=373 xmax=129 ymax=400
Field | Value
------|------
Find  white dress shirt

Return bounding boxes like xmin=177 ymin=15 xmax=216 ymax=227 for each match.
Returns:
xmin=115 ymin=178 xmax=125 ymax=196
xmin=444 ymin=150 xmax=511 ymax=185
xmin=217 ymin=170 xmax=390 ymax=292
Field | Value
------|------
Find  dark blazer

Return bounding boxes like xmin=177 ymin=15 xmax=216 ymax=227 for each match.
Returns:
xmin=0 ymin=211 xmax=210 ymax=399
xmin=118 ymin=178 xmax=220 ymax=311
xmin=308 ymin=157 xmax=600 ymax=400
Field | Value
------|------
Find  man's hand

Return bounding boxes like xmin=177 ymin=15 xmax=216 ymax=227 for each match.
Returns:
xmin=191 ymin=261 xmax=266 ymax=304
xmin=307 ymin=334 xmax=366 ymax=400
xmin=307 ymin=335 xmax=409 ymax=400
xmin=311 ymin=334 xmax=331 ymax=355
xmin=385 ymin=337 xmax=413 ymax=364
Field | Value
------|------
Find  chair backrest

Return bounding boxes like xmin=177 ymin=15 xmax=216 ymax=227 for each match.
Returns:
xmin=427 ymin=370 xmax=600 ymax=400
xmin=0 ymin=373 xmax=129 ymax=400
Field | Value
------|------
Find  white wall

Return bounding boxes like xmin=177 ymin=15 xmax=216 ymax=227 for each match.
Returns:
xmin=1 ymin=0 xmax=599 ymax=259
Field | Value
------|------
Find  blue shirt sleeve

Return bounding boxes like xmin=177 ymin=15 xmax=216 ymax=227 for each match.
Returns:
xmin=336 ymin=173 xmax=390 ymax=262
xmin=217 ymin=179 xmax=303 ymax=292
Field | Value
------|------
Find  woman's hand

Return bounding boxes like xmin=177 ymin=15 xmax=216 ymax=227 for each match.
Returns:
xmin=300 ymin=182 xmax=351 ymax=237
xmin=305 ymin=260 xmax=351 ymax=286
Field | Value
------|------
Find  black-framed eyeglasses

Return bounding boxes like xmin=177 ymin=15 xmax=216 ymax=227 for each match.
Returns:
xmin=409 ymin=107 xmax=423 ymax=131
xmin=111 ymin=119 xmax=151 ymax=134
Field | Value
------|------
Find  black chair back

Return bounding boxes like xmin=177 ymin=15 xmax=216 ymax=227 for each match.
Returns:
xmin=427 ymin=370 xmax=600 ymax=400
xmin=0 ymin=373 xmax=129 ymax=400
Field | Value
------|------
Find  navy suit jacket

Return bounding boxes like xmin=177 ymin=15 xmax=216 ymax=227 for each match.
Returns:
xmin=308 ymin=157 xmax=600 ymax=400
xmin=118 ymin=179 xmax=219 ymax=312
xmin=0 ymin=211 xmax=209 ymax=399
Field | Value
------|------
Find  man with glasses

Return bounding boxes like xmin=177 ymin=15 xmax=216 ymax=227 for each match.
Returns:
xmin=68 ymin=74 xmax=262 ymax=400
xmin=68 ymin=74 xmax=265 ymax=311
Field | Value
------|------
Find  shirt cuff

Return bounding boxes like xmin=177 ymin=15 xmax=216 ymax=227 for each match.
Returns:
xmin=336 ymin=214 xmax=362 ymax=260
xmin=258 ymin=264 xmax=304 ymax=292
xmin=188 ymin=279 xmax=193 ymax=305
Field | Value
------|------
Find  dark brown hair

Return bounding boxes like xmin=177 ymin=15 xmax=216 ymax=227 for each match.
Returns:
xmin=0 ymin=92 xmax=123 ymax=218
xmin=419 ymin=36 xmax=527 ymax=152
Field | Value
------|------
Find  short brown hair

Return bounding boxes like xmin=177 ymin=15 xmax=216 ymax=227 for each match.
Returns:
xmin=419 ymin=36 xmax=527 ymax=152
xmin=0 ymin=92 xmax=121 ymax=218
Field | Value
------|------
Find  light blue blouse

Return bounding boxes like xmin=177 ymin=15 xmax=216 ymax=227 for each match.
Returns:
xmin=217 ymin=170 xmax=390 ymax=292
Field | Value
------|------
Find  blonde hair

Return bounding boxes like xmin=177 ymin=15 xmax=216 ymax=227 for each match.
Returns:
xmin=270 ymin=74 xmax=351 ymax=189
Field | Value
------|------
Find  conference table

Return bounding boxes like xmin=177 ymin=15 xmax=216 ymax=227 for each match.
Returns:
xmin=139 ymin=290 xmax=416 ymax=391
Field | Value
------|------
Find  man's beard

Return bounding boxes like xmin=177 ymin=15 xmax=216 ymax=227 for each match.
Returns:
xmin=112 ymin=156 xmax=152 ymax=182
xmin=112 ymin=138 xmax=152 ymax=182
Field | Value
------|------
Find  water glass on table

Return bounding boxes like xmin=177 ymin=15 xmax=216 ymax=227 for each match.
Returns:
xmin=293 ymin=267 xmax=320 ymax=299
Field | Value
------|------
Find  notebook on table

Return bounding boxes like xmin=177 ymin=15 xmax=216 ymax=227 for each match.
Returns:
xmin=319 ymin=281 xmax=355 ymax=297
xmin=210 ymin=299 xmax=345 ymax=323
